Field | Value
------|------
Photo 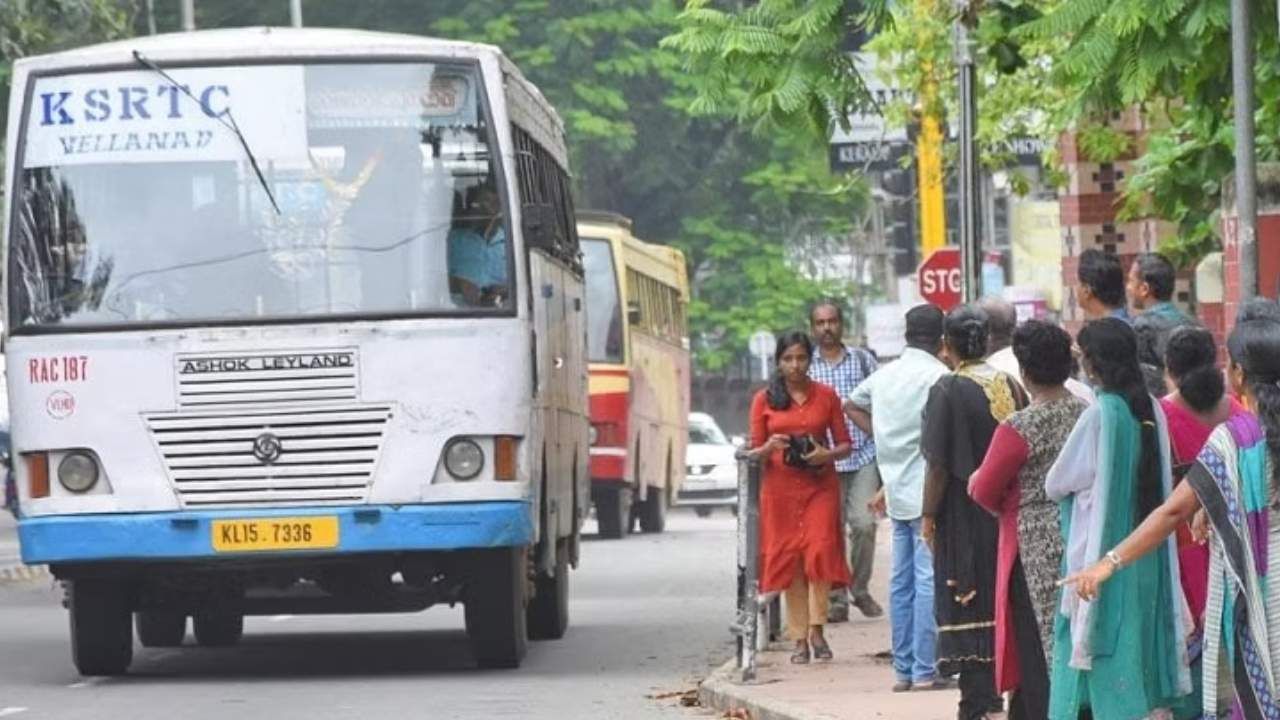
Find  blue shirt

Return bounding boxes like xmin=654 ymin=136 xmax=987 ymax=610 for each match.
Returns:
xmin=847 ymin=347 xmax=950 ymax=520
xmin=1108 ymin=306 xmax=1132 ymax=323
xmin=809 ymin=345 xmax=877 ymax=472
xmin=447 ymin=226 xmax=508 ymax=291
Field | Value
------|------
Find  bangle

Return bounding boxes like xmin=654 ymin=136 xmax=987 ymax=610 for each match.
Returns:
xmin=1105 ymin=550 xmax=1124 ymax=569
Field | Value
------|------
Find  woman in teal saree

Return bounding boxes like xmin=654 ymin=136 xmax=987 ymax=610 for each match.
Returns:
xmin=1045 ymin=318 xmax=1194 ymax=719
xmin=1065 ymin=315 xmax=1280 ymax=719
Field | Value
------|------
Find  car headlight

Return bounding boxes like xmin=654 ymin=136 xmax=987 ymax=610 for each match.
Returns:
xmin=57 ymin=452 xmax=99 ymax=493
xmin=588 ymin=425 xmax=599 ymax=445
xmin=444 ymin=439 xmax=485 ymax=480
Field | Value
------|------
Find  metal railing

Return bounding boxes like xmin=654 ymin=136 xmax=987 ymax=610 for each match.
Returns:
xmin=732 ymin=451 xmax=779 ymax=682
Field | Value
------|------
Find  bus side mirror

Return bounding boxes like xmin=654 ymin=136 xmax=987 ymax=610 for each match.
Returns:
xmin=627 ymin=301 xmax=642 ymax=325
xmin=522 ymin=203 xmax=558 ymax=253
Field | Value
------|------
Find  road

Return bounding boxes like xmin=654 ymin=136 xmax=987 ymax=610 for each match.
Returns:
xmin=0 ymin=510 xmax=737 ymax=720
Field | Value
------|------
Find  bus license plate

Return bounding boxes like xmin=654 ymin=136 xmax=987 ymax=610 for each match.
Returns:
xmin=211 ymin=517 xmax=339 ymax=553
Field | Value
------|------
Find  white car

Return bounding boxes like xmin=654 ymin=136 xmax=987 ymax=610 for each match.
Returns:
xmin=678 ymin=412 xmax=739 ymax=516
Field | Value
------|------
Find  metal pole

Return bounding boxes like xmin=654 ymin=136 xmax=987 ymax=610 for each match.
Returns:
xmin=180 ymin=0 xmax=195 ymax=31
xmin=145 ymin=0 xmax=157 ymax=34
xmin=1231 ymin=0 xmax=1258 ymax=300
xmin=955 ymin=4 xmax=981 ymax=302
xmin=735 ymin=452 xmax=761 ymax=681
xmin=290 ymin=0 xmax=303 ymax=27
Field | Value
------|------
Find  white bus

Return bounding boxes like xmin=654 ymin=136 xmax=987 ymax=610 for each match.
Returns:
xmin=3 ymin=27 xmax=588 ymax=674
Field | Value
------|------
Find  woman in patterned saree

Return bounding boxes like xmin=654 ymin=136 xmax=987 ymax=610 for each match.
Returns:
xmin=969 ymin=320 xmax=1088 ymax=720
xmin=1064 ymin=313 xmax=1280 ymax=719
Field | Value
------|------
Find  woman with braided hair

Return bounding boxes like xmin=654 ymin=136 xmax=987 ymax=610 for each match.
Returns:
xmin=1064 ymin=309 xmax=1280 ymax=719
xmin=922 ymin=304 xmax=1027 ymax=720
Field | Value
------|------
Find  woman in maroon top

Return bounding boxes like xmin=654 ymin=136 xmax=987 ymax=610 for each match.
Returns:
xmin=747 ymin=331 xmax=852 ymax=664
xmin=968 ymin=321 xmax=1085 ymax=720
xmin=1159 ymin=325 xmax=1245 ymax=624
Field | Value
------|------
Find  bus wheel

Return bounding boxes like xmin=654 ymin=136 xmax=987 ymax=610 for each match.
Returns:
xmin=465 ymin=547 xmax=528 ymax=668
xmin=694 ymin=506 xmax=713 ymax=518
xmin=638 ymin=486 xmax=667 ymax=533
xmin=135 ymin=610 xmax=186 ymax=647
xmin=527 ymin=542 xmax=570 ymax=641
xmin=193 ymin=610 xmax=243 ymax=647
xmin=595 ymin=485 xmax=631 ymax=540
xmin=69 ymin=579 xmax=133 ymax=676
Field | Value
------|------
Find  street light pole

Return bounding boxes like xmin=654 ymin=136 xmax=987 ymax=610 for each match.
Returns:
xmin=955 ymin=1 xmax=982 ymax=302
xmin=1230 ymin=0 xmax=1258 ymax=300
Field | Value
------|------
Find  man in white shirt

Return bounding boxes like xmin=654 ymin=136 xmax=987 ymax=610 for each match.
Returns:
xmin=845 ymin=305 xmax=951 ymax=692
xmin=980 ymin=297 xmax=1095 ymax=404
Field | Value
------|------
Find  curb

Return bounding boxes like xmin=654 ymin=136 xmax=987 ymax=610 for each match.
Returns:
xmin=0 ymin=562 xmax=49 ymax=585
xmin=699 ymin=659 xmax=836 ymax=720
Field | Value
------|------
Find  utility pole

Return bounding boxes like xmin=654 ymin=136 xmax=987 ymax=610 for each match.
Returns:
xmin=955 ymin=0 xmax=982 ymax=302
xmin=180 ymin=0 xmax=195 ymax=31
xmin=1230 ymin=0 xmax=1258 ymax=300
xmin=290 ymin=0 xmax=303 ymax=27
xmin=145 ymin=0 xmax=157 ymax=34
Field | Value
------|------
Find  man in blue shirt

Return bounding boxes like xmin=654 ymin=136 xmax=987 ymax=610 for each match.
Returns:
xmin=846 ymin=305 xmax=951 ymax=692
xmin=447 ymin=183 xmax=509 ymax=306
xmin=809 ymin=300 xmax=883 ymax=621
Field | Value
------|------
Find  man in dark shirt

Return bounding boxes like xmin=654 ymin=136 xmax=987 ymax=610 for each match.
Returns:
xmin=1128 ymin=252 xmax=1195 ymax=394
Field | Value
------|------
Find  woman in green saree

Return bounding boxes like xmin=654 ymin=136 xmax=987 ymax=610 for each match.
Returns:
xmin=1045 ymin=318 xmax=1194 ymax=719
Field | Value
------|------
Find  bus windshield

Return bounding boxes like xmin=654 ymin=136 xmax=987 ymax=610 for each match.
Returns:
xmin=581 ymin=237 xmax=623 ymax=363
xmin=10 ymin=61 xmax=511 ymax=330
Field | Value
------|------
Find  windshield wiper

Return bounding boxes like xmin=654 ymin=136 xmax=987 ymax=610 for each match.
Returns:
xmin=131 ymin=50 xmax=281 ymax=215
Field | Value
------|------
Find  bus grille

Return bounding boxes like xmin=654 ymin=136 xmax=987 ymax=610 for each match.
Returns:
xmin=144 ymin=405 xmax=393 ymax=508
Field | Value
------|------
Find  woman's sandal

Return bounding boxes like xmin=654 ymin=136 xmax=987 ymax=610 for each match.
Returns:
xmin=810 ymin=635 xmax=833 ymax=661
xmin=790 ymin=641 xmax=811 ymax=664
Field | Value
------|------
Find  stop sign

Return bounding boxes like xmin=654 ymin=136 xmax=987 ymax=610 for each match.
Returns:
xmin=918 ymin=247 xmax=963 ymax=311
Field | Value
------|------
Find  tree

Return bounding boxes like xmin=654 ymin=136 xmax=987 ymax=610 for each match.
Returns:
xmin=422 ymin=0 xmax=870 ymax=370
xmin=1016 ymin=0 xmax=1278 ymax=266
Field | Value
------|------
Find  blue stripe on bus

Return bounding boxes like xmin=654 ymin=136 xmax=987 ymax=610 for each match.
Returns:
xmin=17 ymin=501 xmax=534 ymax=564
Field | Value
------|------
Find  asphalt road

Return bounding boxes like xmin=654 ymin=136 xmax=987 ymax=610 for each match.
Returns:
xmin=0 ymin=510 xmax=737 ymax=720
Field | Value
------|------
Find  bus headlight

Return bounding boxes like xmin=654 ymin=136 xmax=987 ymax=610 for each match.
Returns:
xmin=444 ymin=439 xmax=484 ymax=480
xmin=57 ymin=452 xmax=99 ymax=493
xmin=588 ymin=425 xmax=599 ymax=445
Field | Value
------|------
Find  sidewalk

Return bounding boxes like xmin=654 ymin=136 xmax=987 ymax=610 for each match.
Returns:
xmin=0 ymin=512 xmax=47 ymax=584
xmin=699 ymin=522 xmax=970 ymax=720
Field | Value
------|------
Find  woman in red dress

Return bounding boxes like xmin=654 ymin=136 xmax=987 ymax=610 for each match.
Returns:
xmin=747 ymin=331 xmax=852 ymax=664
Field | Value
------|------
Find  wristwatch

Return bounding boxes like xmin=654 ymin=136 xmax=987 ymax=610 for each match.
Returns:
xmin=1105 ymin=550 xmax=1124 ymax=569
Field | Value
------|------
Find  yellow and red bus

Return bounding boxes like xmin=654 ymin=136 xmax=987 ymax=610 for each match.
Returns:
xmin=577 ymin=212 xmax=690 ymax=539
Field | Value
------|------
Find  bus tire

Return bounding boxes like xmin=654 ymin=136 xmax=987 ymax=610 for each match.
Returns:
xmin=595 ymin=485 xmax=631 ymax=540
xmin=193 ymin=610 xmax=243 ymax=647
xmin=527 ymin=542 xmax=569 ymax=641
xmin=69 ymin=579 xmax=133 ymax=676
xmin=638 ymin=486 xmax=667 ymax=533
xmin=464 ymin=546 xmax=528 ymax=669
xmin=694 ymin=506 xmax=713 ymax=518
xmin=135 ymin=611 xmax=186 ymax=647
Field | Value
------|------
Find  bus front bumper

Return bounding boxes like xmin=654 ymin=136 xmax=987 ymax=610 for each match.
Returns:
xmin=17 ymin=502 xmax=534 ymax=565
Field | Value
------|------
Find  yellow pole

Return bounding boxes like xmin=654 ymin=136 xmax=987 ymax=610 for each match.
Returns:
xmin=914 ymin=0 xmax=947 ymax=258
xmin=917 ymin=112 xmax=946 ymax=256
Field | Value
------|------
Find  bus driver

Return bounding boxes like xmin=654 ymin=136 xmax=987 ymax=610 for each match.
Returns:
xmin=447 ymin=182 xmax=509 ymax=307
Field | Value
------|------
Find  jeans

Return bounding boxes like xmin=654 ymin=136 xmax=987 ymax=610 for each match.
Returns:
xmin=890 ymin=517 xmax=937 ymax=683
xmin=831 ymin=464 xmax=879 ymax=609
